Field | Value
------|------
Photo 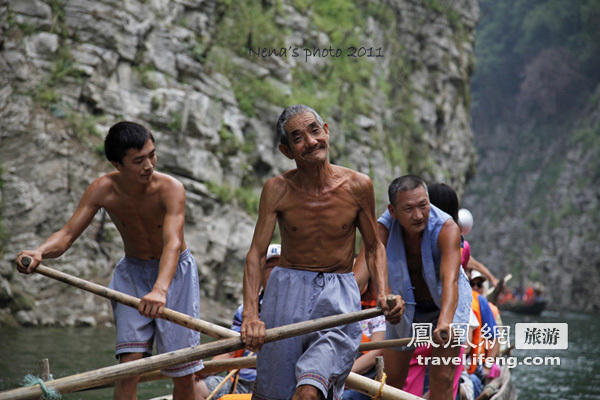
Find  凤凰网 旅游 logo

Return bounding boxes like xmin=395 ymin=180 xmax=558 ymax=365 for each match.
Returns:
xmin=515 ymin=323 xmax=568 ymax=349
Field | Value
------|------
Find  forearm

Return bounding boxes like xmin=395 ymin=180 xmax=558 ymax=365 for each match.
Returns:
xmin=439 ymin=275 xmax=458 ymax=324
xmin=242 ymin=250 xmax=262 ymax=320
xmin=154 ymin=239 xmax=181 ymax=293
xmin=353 ymin=245 xmax=370 ymax=294
xmin=366 ymin=242 xmax=388 ymax=298
xmin=36 ymin=229 xmax=78 ymax=259
xmin=469 ymin=257 xmax=498 ymax=283
xmin=352 ymin=349 xmax=383 ymax=374
xmin=487 ymin=338 xmax=500 ymax=359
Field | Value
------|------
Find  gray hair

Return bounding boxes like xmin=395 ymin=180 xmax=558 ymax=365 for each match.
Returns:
xmin=388 ymin=175 xmax=428 ymax=206
xmin=276 ymin=104 xmax=325 ymax=148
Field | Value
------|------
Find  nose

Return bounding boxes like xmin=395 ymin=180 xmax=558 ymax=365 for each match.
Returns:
xmin=306 ymin=134 xmax=318 ymax=146
xmin=143 ymin=159 xmax=153 ymax=170
xmin=414 ymin=208 xmax=423 ymax=221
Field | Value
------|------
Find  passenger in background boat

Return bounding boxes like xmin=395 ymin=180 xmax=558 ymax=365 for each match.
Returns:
xmin=194 ymin=244 xmax=280 ymax=399
xmin=354 ymin=175 xmax=472 ymax=400
xmin=241 ymin=104 xmax=404 ymax=400
xmin=15 ymin=121 xmax=202 ymax=400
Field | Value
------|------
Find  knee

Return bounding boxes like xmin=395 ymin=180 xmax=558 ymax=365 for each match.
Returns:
xmin=118 ymin=353 xmax=144 ymax=364
xmin=382 ymin=352 xmax=411 ymax=389
xmin=293 ymin=385 xmax=323 ymax=400
xmin=173 ymin=374 xmax=195 ymax=388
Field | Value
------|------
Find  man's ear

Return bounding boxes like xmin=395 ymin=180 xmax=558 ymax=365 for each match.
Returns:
xmin=278 ymin=143 xmax=294 ymax=160
xmin=323 ymin=122 xmax=329 ymax=136
xmin=388 ymin=203 xmax=397 ymax=219
xmin=111 ymin=161 xmax=122 ymax=171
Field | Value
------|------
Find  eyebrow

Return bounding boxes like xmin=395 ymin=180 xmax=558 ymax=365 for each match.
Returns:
xmin=132 ymin=149 xmax=155 ymax=161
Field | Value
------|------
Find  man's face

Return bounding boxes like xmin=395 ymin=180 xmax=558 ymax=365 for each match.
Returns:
xmin=113 ymin=139 xmax=157 ymax=184
xmin=280 ymin=112 xmax=329 ymax=164
xmin=389 ymin=186 xmax=430 ymax=235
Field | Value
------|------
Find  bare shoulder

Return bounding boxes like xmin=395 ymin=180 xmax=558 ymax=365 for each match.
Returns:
xmin=439 ymin=218 xmax=462 ymax=244
xmin=334 ymin=166 xmax=373 ymax=194
xmin=87 ymin=172 xmax=118 ymax=197
xmin=441 ymin=218 xmax=460 ymax=233
xmin=154 ymin=172 xmax=185 ymax=208
xmin=155 ymin=171 xmax=185 ymax=192
xmin=263 ymin=172 xmax=292 ymax=199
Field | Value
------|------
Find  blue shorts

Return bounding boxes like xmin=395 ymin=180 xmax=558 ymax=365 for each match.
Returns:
xmin=253 ymin=267 xmax=362 ymax=400
xmin=109 ymin=248 xmax=203 ymax=377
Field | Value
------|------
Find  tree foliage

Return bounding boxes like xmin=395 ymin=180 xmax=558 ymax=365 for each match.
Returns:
xmin=472 ymin=0 xmax=600 ymax=131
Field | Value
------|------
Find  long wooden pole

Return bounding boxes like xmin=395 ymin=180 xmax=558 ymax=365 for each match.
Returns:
xmin=94 ymin=338 xmax=419 ymax=388
xmin=345 ymin=373 xmax=425 ymax=400
xmin=126 ymin=357 xmax=427 ymax=400
xmin=0 ymin=305 xmax=384 ymax=400
xmin=21 ymin=259 xmax=235 ymax=340
xmin=80 ymin=356 xmax=259 ymax=390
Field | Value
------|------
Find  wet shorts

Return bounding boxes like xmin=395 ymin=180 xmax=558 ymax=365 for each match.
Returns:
xmin=253 ymin=267 xmax=362 ymax=400
xmin=109 ymin=248 xmax=203 ymax=377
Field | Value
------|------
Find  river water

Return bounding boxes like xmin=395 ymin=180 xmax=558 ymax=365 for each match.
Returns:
xmin=1 ymin=311 xmax=599 ymax=399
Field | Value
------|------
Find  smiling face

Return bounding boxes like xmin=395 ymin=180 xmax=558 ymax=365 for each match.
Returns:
xmin=279 ymin=111 xmax=329 ymax=164
xmin=112 ymin=139 xmax=157 ymax=184
xmin=389 ymin=185 xmax=431 ymax=236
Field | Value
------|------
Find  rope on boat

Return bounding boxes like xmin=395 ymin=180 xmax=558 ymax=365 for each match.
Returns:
xmin=21 ymin=374 xmax=61 ymax=400
xmin=372 ymin=372 xmax=386 ymax=400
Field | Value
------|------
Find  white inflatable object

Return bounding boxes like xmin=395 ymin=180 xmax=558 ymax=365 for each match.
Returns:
xmin=458 ymin=208 xmax=473 ymax=235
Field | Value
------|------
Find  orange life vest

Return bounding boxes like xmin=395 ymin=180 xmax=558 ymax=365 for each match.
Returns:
xmin=467 ymin=290 xmax=483 ymax=374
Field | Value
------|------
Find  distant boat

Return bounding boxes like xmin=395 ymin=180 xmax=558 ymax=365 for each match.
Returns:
xmin=497 ymin=298 xmax=547 ymax=316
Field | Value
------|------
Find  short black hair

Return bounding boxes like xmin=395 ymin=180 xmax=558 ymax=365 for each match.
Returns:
xmin=428 ymin=183 xmax=459 ymax=223
xmin=388 ymin=175 xmax=428 ymax=206
xmin=104 ymin=121 xmax=155 ymax=164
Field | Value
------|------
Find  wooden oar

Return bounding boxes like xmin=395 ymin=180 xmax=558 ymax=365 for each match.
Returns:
xmin=0 ymin=299 xmax=387 ymax=400
xmin=19 ymin=257 xmax=235 ymax=339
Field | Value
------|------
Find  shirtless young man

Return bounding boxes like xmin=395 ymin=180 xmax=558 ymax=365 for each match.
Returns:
xmin=355 ymin=175 xmax=472 ymax=400
xmin=240 ymin=105 xmax=404 ymax=400
xmin=15 ymin=121 xmax=202 ymax=400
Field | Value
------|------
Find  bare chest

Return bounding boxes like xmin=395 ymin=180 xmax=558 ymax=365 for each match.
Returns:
xmin=103 ymin=194 xmax=165 ymax=234
xmin=278 ymin=188 xmax=360 ymax=239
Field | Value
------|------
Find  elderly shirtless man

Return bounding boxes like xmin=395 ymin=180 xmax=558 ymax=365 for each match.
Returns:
xmin=16 ymin=121 xmax=202 ymax=400
xmin=241 ymin=105 xmax=404 ymax=400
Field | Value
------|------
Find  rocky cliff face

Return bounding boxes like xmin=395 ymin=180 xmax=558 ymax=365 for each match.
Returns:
xmin=463 ymin=85 xmax=600 ymax=313
xmin=0 ymin=0 xmax=478 ymax=327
